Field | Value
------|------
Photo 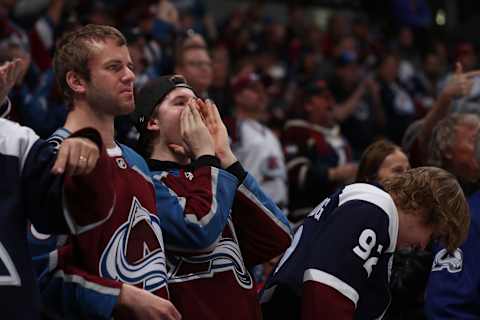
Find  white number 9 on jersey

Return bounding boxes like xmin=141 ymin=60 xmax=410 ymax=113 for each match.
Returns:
xmin=353 ymin=229 xmax=381 ymax=277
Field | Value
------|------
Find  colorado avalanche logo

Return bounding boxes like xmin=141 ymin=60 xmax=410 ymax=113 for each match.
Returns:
xmin=99 ymin=197 xmax=167 ymax=292
xmin=167 ymin=223 xmax=253 ymax=289
xmin=432 ymin=248 xmax=463 ymax=273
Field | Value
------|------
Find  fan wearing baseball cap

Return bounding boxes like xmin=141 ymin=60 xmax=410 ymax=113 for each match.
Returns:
xmin=224 ymin=71 xmax=288 ymax=209
xmin=131 ymin=75 xmax=292 ymax=320
xmin=283 ymin=79 xmax=358 ymax=223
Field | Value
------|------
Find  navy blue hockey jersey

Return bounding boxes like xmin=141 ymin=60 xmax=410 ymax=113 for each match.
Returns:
xmin=425 ymin=190 xmax=480 ymax=318
xmin=261 ymin=183 xmax=399 ymax=319
xmin=0 ymin=118 xmax=68 ymax=319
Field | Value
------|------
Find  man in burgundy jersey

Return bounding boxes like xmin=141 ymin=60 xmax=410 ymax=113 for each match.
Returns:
xmin=29 ymin=25 xmax=180 ymax=320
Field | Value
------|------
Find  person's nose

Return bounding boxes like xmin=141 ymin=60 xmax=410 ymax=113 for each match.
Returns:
xmin=122 ymin=66 xmax=135 ymax=83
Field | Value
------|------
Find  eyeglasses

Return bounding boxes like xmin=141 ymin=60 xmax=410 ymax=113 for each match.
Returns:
xmin=185 ymin=60 xmax=212 ymax=69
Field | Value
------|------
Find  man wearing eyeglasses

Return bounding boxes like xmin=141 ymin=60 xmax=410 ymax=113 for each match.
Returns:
xmin=175 ymin=42 xmax=213 ymax=99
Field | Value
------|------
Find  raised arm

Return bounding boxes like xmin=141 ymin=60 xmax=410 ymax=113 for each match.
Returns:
xmin=199 ymin=99 xmax=292 ymax=265
xmin=0 ymin=59 xmax=22 ymax=117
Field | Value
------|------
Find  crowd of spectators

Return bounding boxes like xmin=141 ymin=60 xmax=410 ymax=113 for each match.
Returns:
xmin=3 ymin=0 xmax=480 ymax=318
xmin=1 ymin=1 xmax=464 ymax=179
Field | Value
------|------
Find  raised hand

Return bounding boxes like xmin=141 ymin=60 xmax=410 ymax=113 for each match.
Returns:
xmin=443 ymin=62 xmax=480 ymax=98
xmin=0 ymin=59 xmax=22 ymax=105
xmin=157 ymin=0 xmax=179 ymax=27
xmin=171 ymin=98 xmax=215 ymax=159
xmin=199 ymin=99 xmax=237 ymax=168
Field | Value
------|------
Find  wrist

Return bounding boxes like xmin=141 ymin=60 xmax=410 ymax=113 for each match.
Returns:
xmin=117 ymin=284 xmax=133 ymax=307
xmin=217 ymin=149 xmax=237 ymax=168
xmin=113 ymin=284 xmax=131 ymax=318
xmin=194 ymin=147 xmax=215 ymax=159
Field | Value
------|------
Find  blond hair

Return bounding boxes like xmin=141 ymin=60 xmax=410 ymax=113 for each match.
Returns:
xmin=383 ymin=166 xmax=469 ymax=252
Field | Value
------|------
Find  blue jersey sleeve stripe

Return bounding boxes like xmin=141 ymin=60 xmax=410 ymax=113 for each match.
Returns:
xmin=132 ymin=165 xmax=154 ymax=187
xmin=239 ymin=174 xmax=291 ymax=237
xmin=44 ymin=270 xmax=119 ymax=319
xmin=53 ymin=270 xmax=121 ymax=296
xmin=155 ymin=168 xmax=238 ymax=250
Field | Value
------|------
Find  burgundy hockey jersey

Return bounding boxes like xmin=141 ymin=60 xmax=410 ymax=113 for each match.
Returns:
xmin=149 ymin=159 xmax=292 ymax=320
xmin=60 ymin=145 xmax=168 ymax=298
xmin=283 ymin=119 xmax=353 ymax=219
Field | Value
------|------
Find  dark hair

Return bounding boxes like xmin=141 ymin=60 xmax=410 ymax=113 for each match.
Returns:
xmin=356 ymin=139 xmax=399 ymax=183
xmin=53 ymin=24 xmax=127 ymax=107
xmin=136 ymin=104 xmax=160 ymax=158
xmin=132 ymin=74 xmax=193 ymax=158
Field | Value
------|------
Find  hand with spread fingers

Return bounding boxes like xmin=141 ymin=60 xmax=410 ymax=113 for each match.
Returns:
xmin=0 ymin=59 xmax=23 ymax=105
xmin=170 ymin=98 xmax=215 ymax=159
xmin=51 ymin=137 xmax=100 ymax=176
xmin=156 ymin=0 xmax=179 ymax=27
xmin=198 ymin=99 xmax=237 ymax=168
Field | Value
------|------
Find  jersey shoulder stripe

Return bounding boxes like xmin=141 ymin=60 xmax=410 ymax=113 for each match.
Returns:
xmin=339 ymin=183 xmax=398 ymax=252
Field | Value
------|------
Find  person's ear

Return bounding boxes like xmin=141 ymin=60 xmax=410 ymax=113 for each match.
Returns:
xmin=146 ymin=117 xmax=160 ymax=131
xmin=66 ymin=71 xmax=87 ymax=95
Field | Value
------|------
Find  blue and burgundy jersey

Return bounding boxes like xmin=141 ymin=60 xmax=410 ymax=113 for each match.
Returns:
xmin=149 ymin=158 xmax=292 ymax=320
xmin=261 ymin=183 xmax=398 ymax=320
xmin=282 ymin=119 xmax=353 ymax=220
xmin=32 ymin=130 xmax=291 ymax=320
xmin=30 ymin=128 xmax=167 ymax=319
xmin=61 ymin=144 xmax=167 ymax=296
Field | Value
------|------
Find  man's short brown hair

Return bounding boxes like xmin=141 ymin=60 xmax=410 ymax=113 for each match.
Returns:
xmin=53 ymin=24 xmax=127 ymax=106
xmin=383 ymin=166 xmax=469 ymax=252
xmin=175 ymin=43 xmax=209 ymax=68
